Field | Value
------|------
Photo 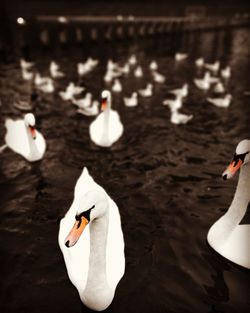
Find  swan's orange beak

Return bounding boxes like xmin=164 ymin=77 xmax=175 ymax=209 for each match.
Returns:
xmin=101 ymin=98 xmax=107 ymax=111
xmin=65 ymin=216 xmax=89 ymax=248
xmin=222 ymin=157 xmax=243 ymax=180
xmin=29 ymin=126 xmax=36 ymax=140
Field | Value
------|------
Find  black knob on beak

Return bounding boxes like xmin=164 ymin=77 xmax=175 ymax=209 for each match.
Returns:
xmin=222 ymin=174 xmax=228 ymax=180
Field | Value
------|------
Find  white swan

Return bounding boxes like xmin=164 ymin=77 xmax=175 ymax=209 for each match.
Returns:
xmin=194 ymin=72 xmax=211 ymax=90
xmin=124 ymin=92 xmax=138 ymax=107
xmin=73 ymin=93 xmax=92 ymax=109
xmin=149 ymin=61 xmax=158 ymax=71
xmin=128 ymin=54 xmax=137 ymax=65
xmin=207 ymin=139 xmax=250 ymax=269
xmin=89 ymin=90 xmax=123 ymax=147
xmin=213 ymin=82 xmax=225 ymax=94
xmin=138 ymin=83 xmax=153 ymax=97
xmin=195 ymin=57 xmax=204 ymax=67
xmin=205 ymin=61 xmax=220 ymax=74
xmin=4 ymin=113 xmax=46 ymax=161
xmin=207 ymin=94 xmax=232 ymax=108
xmin=77 ymin=100 xmax=99 ymax=117
xmin=152 ymin=71 xmax=165 ymax=84
xmin=21 ymin=68 xmax=33 ymax=81
xmin=175 ymin=53 xmax=188 ymax=61
xmin=20 ymin=58 xmax=34 ymax=70
xmin=112 ymin=79 xmax=122 ymax=92
xmin=221 ymin=66 xmax=231 ymax=79
xmin=170 ymin=110 xmax=193 ymax=125
xmin=34 ymin=73 xmax=51 ymax=86
xmin=50 ymin=61 xmax=64 ymax=78
xmin=58 ymin=167 xmax=125 ymax=311
xmin=134 ymin=66 xmax=143 ymax=78
xmin=169 ymin=83 xmax=188 ymax=98
xmin=163 ymin=94 xmax=182 ymax=112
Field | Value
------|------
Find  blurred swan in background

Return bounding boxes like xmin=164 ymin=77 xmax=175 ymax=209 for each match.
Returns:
xmin=112 ymin=79 xmax=122 ymax=92
xmin=170 ymin=110 xmax=193 ymax=125
xmin=149 ymin=61 xmax=158 ymax=71
xmin=221 ymin=66 xmax=231 ymax=79
xmin=138 ymin=83 xmax=153 ymax=97
xmin=128 ymin=54 xmax=137 ymax=65
xmin=90 ymin=90 xmax=123 ymax=147
xmin=152 ymin=71 xmax=165 ymax=84
xmin=77 ymin=100 xmax=99 ymax=117
xmin=207 ymin=94 xmax=232 ymax=108
xmin=50 ymin=61 xmax=64 ymax=78
xmin=195 ymin=57 xmax=204 ymax=67
xmin=3 ymin=113 xmax=46 ymax=161
xmin=134 ymin=66 xmax=143 ymax=77
xmin=194 ymin=72 xmax=211 ymax=90
xmin=169 ymin=83 xmax=188 ymax=98
xmin=163 ymin=94 xmax=183 ymax=112
xmin=20 ymin=58 xmax=34 ymax=70
xmin=58 ymin=167 xmax=125 ymax=310
xmin=214 ymin=81 xmax=225 ymax=94
xmin=207 ymin=139 xmax=250 ymax=269
xmin=175 ymin=53 xmax=188 ymax=61
xmin=205 ymin=61 xmax=220 ymax=74
xmin=73 ymin=93 xmax=92 ymax=109
xmin=124 ymin=92 xmax=138 ymax=107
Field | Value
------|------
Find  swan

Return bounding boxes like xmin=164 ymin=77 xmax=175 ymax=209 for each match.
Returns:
xmin=221 ymin=66 xmax=231 ymax=79
xmin=73 ymin=93 xmax=92 ymax=109
xmin=170 ymin=110 xmax=193 ymax=125
xmin=152 ymin=71 xmax=165 ymax=84
xmin=134 ymin=66 xmax=143 ymax=78
xmin=60 ymin=83 xmax=84 ymax=100
xmin=20 ymin=58 xmax=34 ymax=70
xmin=194 ymin=72 xmax=211 ymax=90
xmin=207 ymin=139 xmax=250 ymax=269
xmin=213 ymin=81 xmax=225 ymax=94
xmin=77 ymin=100 xmax=99 ymax=117
xmin=4 ymin=113 xmax=46 ymax=161
xmin=175 ymin=53 xmax=188 ymax=61
xmin=163 ymin=94 xmax=182 ymax=112
xmin=169 ymin=83 xmax=188 ymax=98
xmin=78 ymin=58 xmax=99 ymax=76
xmin=124 ymin=92 xmax=138 ymax=107
xmin=112 ymin=79 xmax=122 ymax=92
xmin=128 ymin=54 xmax=137 ymax=65
xmin=205 ymin=61 xmax=220 ymax=74
xmin=195 ymin=57 xmax=204 ymax=67
xmin=149 ymin=61 xmax=158 ymax=71
xmin=89 ymin=90 xmax=123 ymax=147
xmin=138 ymin=83 xmax=153 ymax=97
xmin=21 ymin=68 xmax=33 ymax=81
xmin=119 ymin=63 xmax=130 ymax=75
xmin=207 ymin=94 xmax=232 ymax=108
xmin=58 ymin=167 xmax=125 ymax=311
xmin=38 ymin=80 xmax=54 ymax=93
xmin=49 ymin=61 xmax=64 ymax=78
xmin=34 ymin=73 xmax=51 ymax=86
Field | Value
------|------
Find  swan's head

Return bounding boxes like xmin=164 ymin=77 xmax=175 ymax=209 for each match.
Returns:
xmin=101 ymin=90 xmax=111 ymax=111
xmin=24 ymin=113 xmax=36 ymax=140
xmin=65 ymin=190 xmax=108 ymax=248
xmin=222 ymin=139 xmax=250 ymax=180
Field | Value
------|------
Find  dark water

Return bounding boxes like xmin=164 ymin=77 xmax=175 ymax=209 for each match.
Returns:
xmin=0 ymin=27 xmax=250 ymax=313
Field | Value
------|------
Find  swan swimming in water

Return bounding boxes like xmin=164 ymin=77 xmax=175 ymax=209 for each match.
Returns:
xmin=58 ymin=167 xmax=125 ymax=311
xmin=124 ymin=92 xmax=138 ymax=107
xmin=207 ymin=139 xmax=250 ymax=269
xmin=89 ymin=90 xmax=124 ymax=147
xmin=207 ymin=94 xmax=232 ymax=108
xmin=3 ymin=113 xmax=46 ymax=161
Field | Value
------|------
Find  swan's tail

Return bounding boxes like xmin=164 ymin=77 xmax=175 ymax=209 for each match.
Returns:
xmin=0 ymin=144 xmax=8 ymax=153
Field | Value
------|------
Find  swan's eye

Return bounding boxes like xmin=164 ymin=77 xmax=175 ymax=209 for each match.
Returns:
xmin=75 ymin=205 xmax=95 ymax=223
xmin=232 ymin=152 xmax=249 ymax=166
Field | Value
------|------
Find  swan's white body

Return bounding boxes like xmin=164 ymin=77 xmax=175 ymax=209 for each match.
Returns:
xmin=22 ymin=68 xmax=33 ymax=81
xmin=134 ymin=66 xmax=143 ymax=77
xmin=169 ymin=84 xmax=188 ymax=98
xmin=58 ymin=167 xmax=125 ymax=310
xmin=138 ymin=84 xmax=153 ymax=97
xmin=194 ymin=72 xmax=211 ymax=90
xmin=175 ymin=53 xmax=188 ymax=61
xmin=124 ymin=92 xmax=138 ymax=107
xmin=73 ymin=93 xmax=92 ymax=109
xmin=149 ymin=61 xmax=158 ymax=71
xmin=221 ymin=66 xmax=231 ymax=79
xmin=205 ymin=61 xmax=220 ymax=73
xmin=195 ymin=57 xmax=204 ymax=67
xmin=170 ymin=110 xmax=193 ymax=125
xmin=153 ymin=71 xmax=165 ymax=84
xmin=77 ymin=101 xmax=99 ymax=116
xmin=4 ymin=115 xmax=46 ymax=162
xmin=50 ymin=61 xmax=64 ymax=78
xmin=112 ymin=79 xmax=122 ymax=92
xmin=128 ymin=55 xmax=137 ymax=65
xmin=207 ymin=139 xmax=250 ymax=269
xmin=214 ymin=82 xmax=225 ymax=94
xmin=207 ymin=94 xmax=232 ymax=108
xmin=163 ymin=95 xmax=182 ymax=112
xmin=89 ymin=90 xmax=123 ymax=147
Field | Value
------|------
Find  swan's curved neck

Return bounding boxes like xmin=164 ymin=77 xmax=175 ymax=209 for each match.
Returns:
xmin=209 ymin=163 xmax=250 ymax=246
xmin=101 ymin=107 xmax=110 ymax=143
xmin=81 ymin=209 xmax=113 ymax=307
xmin=25 ymin=127 xmax=40 ymax=157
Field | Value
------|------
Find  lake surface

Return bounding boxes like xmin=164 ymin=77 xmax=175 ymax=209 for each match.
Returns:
xmin=0 ymin=26 xmax=250 ymax=313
